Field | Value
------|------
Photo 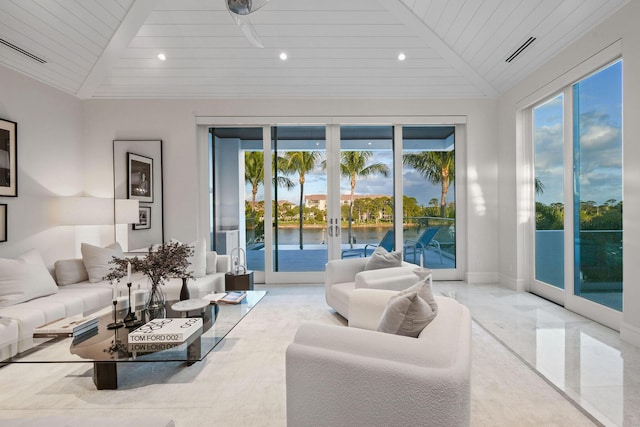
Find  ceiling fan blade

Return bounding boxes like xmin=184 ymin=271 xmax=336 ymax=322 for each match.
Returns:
xmin=232 ymin=14 xmax=264 ymax=48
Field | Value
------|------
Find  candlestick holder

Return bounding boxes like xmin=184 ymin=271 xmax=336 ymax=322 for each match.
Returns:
xmin=107 ymin=299 xmax=124 ymax=329
xmin=123 ymin=282 xmax=142 ymax=328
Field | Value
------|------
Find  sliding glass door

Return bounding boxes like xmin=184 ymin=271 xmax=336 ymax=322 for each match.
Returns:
xmin=209 ymin=119 xmax=464 ymax=284
xmin=271 ymin=126 xmax=327 ymax=273
xmin=530 ymin=60 xmax=623 ymax=326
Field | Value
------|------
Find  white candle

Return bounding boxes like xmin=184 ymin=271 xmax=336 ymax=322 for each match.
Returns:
xmin=111 ymin=280 xmax=117 ymax=301
xmin=131 ymin=291 xmax=136 ymax=310
xmin=127 ymin=262 xmax=131 ymax=283
xmin=419 ymin=253 xmax=424 ymax=268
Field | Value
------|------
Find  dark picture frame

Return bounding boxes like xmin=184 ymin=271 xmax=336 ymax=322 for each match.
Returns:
xmin=0 ymin=204 xmax=6 ymax=242
xmin=0 ymin=118 xmax=17 ymax=197
xmin=114 ymin=140 xmax=163 ymax=252
xmin=127 ymin=152 xmax=153 ymax=203
xmin=133 ymin=206 xmax=151 ymax=230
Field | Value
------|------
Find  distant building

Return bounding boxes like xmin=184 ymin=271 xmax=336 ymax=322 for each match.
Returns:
xmin=304 ymin=194 xmax=390 ymax=210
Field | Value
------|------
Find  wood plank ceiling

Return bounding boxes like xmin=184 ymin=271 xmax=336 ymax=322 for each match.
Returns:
xmin=0 ymin=0 xmax=628 ymax=99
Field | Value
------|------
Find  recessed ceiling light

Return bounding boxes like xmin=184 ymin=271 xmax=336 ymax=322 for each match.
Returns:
xmin=157 ymin=53 xmax=167 ymax=61
xmin=279 ymin=52 xmax=288 ymax=61
xmin=398 ymin=52 xmax=406 ymax=61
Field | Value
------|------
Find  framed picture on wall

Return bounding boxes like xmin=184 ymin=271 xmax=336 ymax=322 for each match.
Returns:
xmin=128 ymin=152 xmax=153 ymax=203
xmin=0 ymin=118 xmax=17 ymax=197
xmin=0 ymin=204 xmax=6 ymax=242
xmin=133 ymin=206 xmax=151 ymax=230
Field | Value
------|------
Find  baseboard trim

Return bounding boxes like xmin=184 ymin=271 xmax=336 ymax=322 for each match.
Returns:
xmin=499 ymin=273 xmax=525 ymax=291
xmin=465 ymin=272 xmax=499 ymax=284
xmin=621 ymin=320 xmax=640 ymax=349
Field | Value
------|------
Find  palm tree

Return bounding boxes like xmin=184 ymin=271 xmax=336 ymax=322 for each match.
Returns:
xmin=535 ymin=177 xmax=544 ymax=195
xmin=245 ymin=151 xmax=294 ymax=243
xmin=335 ymin=151 xmax=389 ymax=247
xmin=244 ymin=151 xmax=264 ymax=213
xmin=403 ymin=151 xmax=454 ymax=217
xmin=279 ymin=151 xmax=323 ymax=249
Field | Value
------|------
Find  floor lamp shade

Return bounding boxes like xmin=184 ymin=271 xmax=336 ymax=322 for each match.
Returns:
xmin=115 ymin=199 xmax=139 ymax=224
xmin=52 ymin=197 xmax=113 ymax=225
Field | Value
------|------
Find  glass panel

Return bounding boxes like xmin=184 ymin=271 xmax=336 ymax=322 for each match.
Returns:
xmin=210 ymin=127 xmax=264 ymax=274
xmin=272 ymin=126 xmax=327 ymax=271
xmin=573 ymin=60 xmax=623 ymax=311
xmin=402 ymin=126 xmax=456 ymax=269
xmin=338 ymin=126 xmax=393 ymax=259
xmin=534 ymin=94 xmax=565 ymax=288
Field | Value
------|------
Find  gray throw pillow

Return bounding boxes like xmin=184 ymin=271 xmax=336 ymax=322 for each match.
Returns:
xmin=376 ymin=292 xmax=433 ymax=337
xmin=399 ymin=279 xmax=439 ymax=317
xmin=54 ymin=259 xmax=89 ymax=285
xmin=364 ymin=246 xmax=402 ymax=271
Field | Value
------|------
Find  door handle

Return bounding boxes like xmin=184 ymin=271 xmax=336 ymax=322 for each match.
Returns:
xmin=328 ymin=219 xmax=334 ymax=237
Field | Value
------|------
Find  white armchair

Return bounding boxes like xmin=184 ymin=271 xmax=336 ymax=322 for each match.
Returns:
xmin=325 ymin=257 xmax=420 ymax=319
xmin=286 ymin=289 xmax=472 ymax=427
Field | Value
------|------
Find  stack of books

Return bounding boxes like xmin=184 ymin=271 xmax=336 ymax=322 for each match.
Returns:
xmin=127 ymin=317 xmax=203 ymax=345
xmin=202 ymin=291 xmax=246 ymax=304
xmin=33 ymin=315 xmax=98 ymax=338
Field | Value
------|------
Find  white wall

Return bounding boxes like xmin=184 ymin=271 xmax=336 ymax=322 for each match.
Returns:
xmin=82 ymin=97 xmax=500 ymax=282
xmin=497 ymin=1 xmax=640 ymax=346
xmin=0 ymin=66 xmax=84 ymax=264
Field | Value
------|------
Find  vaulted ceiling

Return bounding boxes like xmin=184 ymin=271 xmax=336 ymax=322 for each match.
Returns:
xmin=0 ymin=0 xmax=627 ymax=99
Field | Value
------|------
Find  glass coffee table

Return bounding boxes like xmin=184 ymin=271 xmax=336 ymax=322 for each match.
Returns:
xmin=4 ymin=291 xmax=266 ymax=389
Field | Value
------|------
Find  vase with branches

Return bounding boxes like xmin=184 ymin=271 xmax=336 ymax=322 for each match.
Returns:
xmin=104 ymin=241 xmax=194 ymax=319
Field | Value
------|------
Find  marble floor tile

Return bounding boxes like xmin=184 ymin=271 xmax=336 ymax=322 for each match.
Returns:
xmin=436 ymin=281 xmax=640 ymax=427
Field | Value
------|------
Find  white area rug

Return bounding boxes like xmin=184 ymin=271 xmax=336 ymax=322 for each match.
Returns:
xmin=0 ymin=285 xmax=596 ymax=426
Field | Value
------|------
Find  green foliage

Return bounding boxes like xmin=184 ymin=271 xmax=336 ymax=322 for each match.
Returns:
xmin=536 ymin=200 xmax=622 ymax=231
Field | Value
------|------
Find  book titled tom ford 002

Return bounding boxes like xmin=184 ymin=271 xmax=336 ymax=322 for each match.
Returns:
xmin=127 ymin=318 xmax=203 ymax=344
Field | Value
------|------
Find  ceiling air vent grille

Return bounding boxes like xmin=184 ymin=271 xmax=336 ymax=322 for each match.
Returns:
xmin=505 ymin=37 xmax=536 ymax=63
xmin=0 ymin=38 xmax=47 ymax=64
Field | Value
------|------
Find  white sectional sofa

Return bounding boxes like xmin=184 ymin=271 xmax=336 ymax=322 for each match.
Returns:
xmin=287 ymin=288 xmax=472 ymax=427
xmin=0 ymin=248 xmax=230 ymax=359
xmin=325 ymin=256 xmax=419 ymax=318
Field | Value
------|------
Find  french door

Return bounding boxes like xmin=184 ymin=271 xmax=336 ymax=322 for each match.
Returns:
xmin=529 ymin=60 xmax=623 ymax=329
xmin=208 ymin=117 xmax=464 ymax=284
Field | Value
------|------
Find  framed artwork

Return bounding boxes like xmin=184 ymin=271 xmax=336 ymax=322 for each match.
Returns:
xmin=114 ymin=140 xmax=163 ymax=252
xmin=0 ymin=204 xmax=6 ymax=242
xmin=133 ymin=206 xmax=151 ymax=230
xmin=0 ymin=118 xmax=17 ymax=197
xmin=128 ymin=152 xmax=153 ymax=203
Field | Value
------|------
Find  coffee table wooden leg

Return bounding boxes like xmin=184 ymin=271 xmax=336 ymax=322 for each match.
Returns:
xmin=93 ymin=362 xmax=118 ymax=390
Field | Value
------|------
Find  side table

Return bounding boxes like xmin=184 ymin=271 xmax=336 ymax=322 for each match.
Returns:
xmin=225 ymin=271 xmax=254 ymax=291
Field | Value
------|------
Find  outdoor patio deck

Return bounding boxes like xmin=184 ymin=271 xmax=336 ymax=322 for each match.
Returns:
xmin=244 ymin=244 xmax=454 ymax=272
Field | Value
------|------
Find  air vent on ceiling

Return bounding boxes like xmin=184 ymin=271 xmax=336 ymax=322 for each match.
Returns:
xmin=505 ymin=37 xmax=536 ymax=63
xmin=0 ymin=38 xmax=47 ymax=64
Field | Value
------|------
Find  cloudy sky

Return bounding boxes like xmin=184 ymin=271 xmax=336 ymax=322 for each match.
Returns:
xmin=534 ymin=61 xmax=622 ymax=206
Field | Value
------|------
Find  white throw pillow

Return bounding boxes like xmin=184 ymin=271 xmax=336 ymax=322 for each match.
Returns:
xmin=205 ymin=251 xmax=217 ymax=274
xmin=54 ymin=259 xmax=89 ymax=285
xmin=81 ymin=242 xmax=124 ymax=283
xmin=364 ymin=246 xmax=402 ymax=271
xmin=376 ymin=292 xmax=433 ymax=337
xmin=0 ymin=249 xmax=59 ymax=307
xmin=170 ymin=238 xmax=206 ymax=278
